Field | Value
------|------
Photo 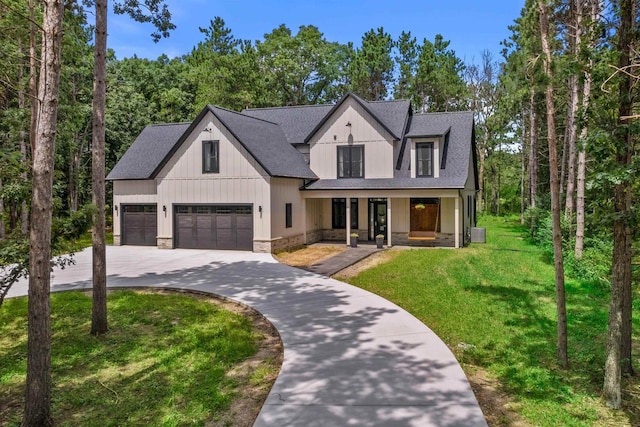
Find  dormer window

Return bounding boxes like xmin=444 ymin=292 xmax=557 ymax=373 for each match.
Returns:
xmin=416 ymin=142 xmax=434 ymax=177
xmin=202 ymin=140 xmax=219 ymax=173
xmin=337 ymin=145 xmax=364 ymax=178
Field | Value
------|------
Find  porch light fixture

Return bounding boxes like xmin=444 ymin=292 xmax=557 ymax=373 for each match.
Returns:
xmin=162 ymin=205 xmax=167 ymax=212
xmin=258 ymin=205 xmax=262 ymax=213
xmin=114 ymin=205 xmax=118 ymax=214
xmin=345 ymin=121 xmax=352 ymax=127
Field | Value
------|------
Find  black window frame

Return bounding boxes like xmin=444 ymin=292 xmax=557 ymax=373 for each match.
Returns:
xmin=202 ymin=140 xmax=219 ymax=174
xmin=331 ymin=198 xmax=358 ymax=229
xmin=285 ymin=203 xmax=292 ymax=228
xmin=416 ymin=142 xmax=434 ymax=177
xmin=337 ymin=145 xmax=364 ymax=178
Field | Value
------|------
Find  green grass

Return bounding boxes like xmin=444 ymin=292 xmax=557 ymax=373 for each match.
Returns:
xmin=345 ymin=216 xmax=639 ymax=426
xmin=0 ymin=290 xmax=266 ymax=426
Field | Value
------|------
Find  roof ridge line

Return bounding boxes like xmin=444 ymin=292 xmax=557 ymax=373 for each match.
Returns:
xmin=244 ymin=103 xmax=334 ymax=111
xmin=413 ymin=110 xmax=474 ymax=116
xmin=147 ymin=122 xmax=191 ymax=127
xmin=208 ymin=105 xmax=280 ymax=126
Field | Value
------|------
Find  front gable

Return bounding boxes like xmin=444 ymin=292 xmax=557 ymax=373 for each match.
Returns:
xmin=308 ymin=96 xmax=397 ymax=180
xmin=156 ymin=110 xmax=268 ymax=181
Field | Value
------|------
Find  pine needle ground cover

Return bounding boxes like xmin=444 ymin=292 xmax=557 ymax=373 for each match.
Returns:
xmin=0 ymin=290 xmax=278 ymax=426
xmin=345 ymin=216 xmax=639 ymax=426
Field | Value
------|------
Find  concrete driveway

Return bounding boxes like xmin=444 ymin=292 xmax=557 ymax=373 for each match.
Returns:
xmin=7 ymin=246 xmax=487 ymax=427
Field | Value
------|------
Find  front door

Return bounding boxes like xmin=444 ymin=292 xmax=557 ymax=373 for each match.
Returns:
xmin=368 ymin=199 xmax=387 ymax=241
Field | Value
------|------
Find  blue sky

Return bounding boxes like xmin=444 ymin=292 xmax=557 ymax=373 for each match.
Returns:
xmin=107 ymin=0 xmax=524 ymax=65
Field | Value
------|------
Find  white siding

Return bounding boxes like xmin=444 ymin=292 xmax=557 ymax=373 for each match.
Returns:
xmin=270 ymin=177 xmax=305 ymax=239
xmin=305 ymin=199 xmax=322 ymax=233
xmin=154 ymin=111 xmax=272 ymax=241
xmin=391 ymin=198 xmax=409 ymax=232
xmin=112 ymin=180 xmax=157 ymax=236
xmin=309 ymin=98 xmax=395 ymax=179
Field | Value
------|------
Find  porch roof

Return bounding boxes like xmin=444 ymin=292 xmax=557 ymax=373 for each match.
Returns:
xmin=303 ymin=177 xmax=466 ymax=190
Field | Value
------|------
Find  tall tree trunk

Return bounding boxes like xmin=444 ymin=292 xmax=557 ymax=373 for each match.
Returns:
xmin=538 ymin=0 xmax=568 ymax=368
xmin=23 ymin=1 xmax=64 ymax=425
xmin=19 ymin=57 xmax=29 ymax=236
xmin=529 ymin=87 xmax=538 ymax=208
xmin=564 ymin=0 xmax=581 ymax=219
xmin=621 ymin=193 xmax=633 ymax=376
xmin=575 ymin=0 xmax=598 ymax=260
xmin=29 ymin=0 xmax=39 ymax=159
xmin=477 ymin=136 xmax=487 ymax=213
xmin=564 ymin=72 xmax=579 ymax=218
xmin=521 ymin=124 xmax=528 ymax=224
xmin=91 ymin=0 xmax=108 ymax=335
xmin=603 ymin=0 xmax=634 ymax=408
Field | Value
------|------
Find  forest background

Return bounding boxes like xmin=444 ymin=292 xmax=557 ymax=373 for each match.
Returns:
xmin=0 ymin=0 xmax=638 ymax=420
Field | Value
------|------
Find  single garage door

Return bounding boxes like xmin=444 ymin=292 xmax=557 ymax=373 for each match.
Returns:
xmin=122 ymin=204 xmax=157 ymax=246
xmin=175 ymin=205 xmax=253 ymax=250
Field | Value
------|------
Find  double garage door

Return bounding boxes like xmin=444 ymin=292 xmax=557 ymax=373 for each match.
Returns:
xmin=175 ymin=205 xmax=253 ymax=250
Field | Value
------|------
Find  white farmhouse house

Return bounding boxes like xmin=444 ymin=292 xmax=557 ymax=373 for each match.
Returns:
xmin=107 ymin=92 xmax=478 ymax=252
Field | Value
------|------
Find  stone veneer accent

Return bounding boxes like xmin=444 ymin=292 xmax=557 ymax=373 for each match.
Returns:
xmin=305 ymin=229 xmax=323 ymax=245
xmin=157 ymin=237 xmax=173 ymax=249
xmin=321 ymin=229 xmax=368 ymax=242
xmin=254 ymin=234 xmax=305 ymax=253
xmin=113 ymin=235 xmax=121 ymax=246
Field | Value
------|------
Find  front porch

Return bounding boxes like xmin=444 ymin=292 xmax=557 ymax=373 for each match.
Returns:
xmin=301 ymin=190 xmax=472 ymax=249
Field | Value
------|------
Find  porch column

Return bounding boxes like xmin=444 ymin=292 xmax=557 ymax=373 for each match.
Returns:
xmin=454 ymin=196 xmax=460 ymax=248
xmin=387 ymin=197 xmax=392 ymax=247
xmin=346 ymin=198 xmax=351 ymax=246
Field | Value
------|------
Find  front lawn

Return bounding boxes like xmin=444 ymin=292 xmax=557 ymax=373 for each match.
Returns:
xmin=0 ymin=290 xmax=280 ymax=426
xmin=344 ymin=216 xmax=639 ymax=426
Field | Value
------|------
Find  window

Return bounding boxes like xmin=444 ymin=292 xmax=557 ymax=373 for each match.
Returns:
xmin=285 ymin=203 xmax=292 ymax=228
xmin=416 ymin=142 xmax=434 ymax=177
xmin=202 ymin=140 xmax=219 ymax=173
xmin=332 ymin=198 xmax=358 ymax=229
xmin=337 ymin=145 xmax=364 ymax=178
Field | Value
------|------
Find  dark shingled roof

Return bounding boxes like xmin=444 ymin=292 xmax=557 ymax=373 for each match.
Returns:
xmin=305 ymin=110 xmax=476 ymax=190
xmin=302 ymin=92 xmax=405 ymax=143
xmin=107 ymin=123 xmax=190 ymax=180
xmin=208 ymin=106 xmax=317 ymax=179
xmin=367 ymin=99 xmax=411 ymax=140
xmin=107 ymin=106 xmax=316 ymax=181
xmin=108 ymin=96 xmax=475 ymax=191
xmin=242 ymin=104 xmax=333 ymax=145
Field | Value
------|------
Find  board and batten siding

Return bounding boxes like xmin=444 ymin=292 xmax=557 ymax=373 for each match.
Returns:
xmin=112 ymin=180 xmax=157 ymax=238
xmin=309 ymin=97 xmax=395 ymax=179
xmin=270 ymin=177 xmax=305 ymax=240
xmin=154 ymin=111 xmax=271 ymax=245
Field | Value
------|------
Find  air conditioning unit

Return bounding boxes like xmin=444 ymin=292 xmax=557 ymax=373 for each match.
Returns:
xmin=470 ymin=227 xmax=486 ymax=243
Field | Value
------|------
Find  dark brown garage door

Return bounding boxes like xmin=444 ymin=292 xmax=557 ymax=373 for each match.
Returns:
xmin=175 ymin=205 xmax=253 ymax=250
xmin=122 ymin=204 xmax=157 ymax=246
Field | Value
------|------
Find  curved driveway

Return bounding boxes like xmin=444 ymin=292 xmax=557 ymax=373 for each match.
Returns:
xmin=7 ymin=246 xmax=486 ymax=427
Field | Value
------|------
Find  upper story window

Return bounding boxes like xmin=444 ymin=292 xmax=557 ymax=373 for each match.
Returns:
xmin=416 ymin=142 xmax=434 ymax=177
xmin=337 ymin=145 xmax=364 ymax=178
xmin=202 ymin=140 xmax=219 ymax=173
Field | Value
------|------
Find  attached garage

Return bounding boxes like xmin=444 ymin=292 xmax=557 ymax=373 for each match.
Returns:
xmin=122 ymin=204 xmax=157 ymax=246
xmin=174 ymin=205 xmax=253 ymax=250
